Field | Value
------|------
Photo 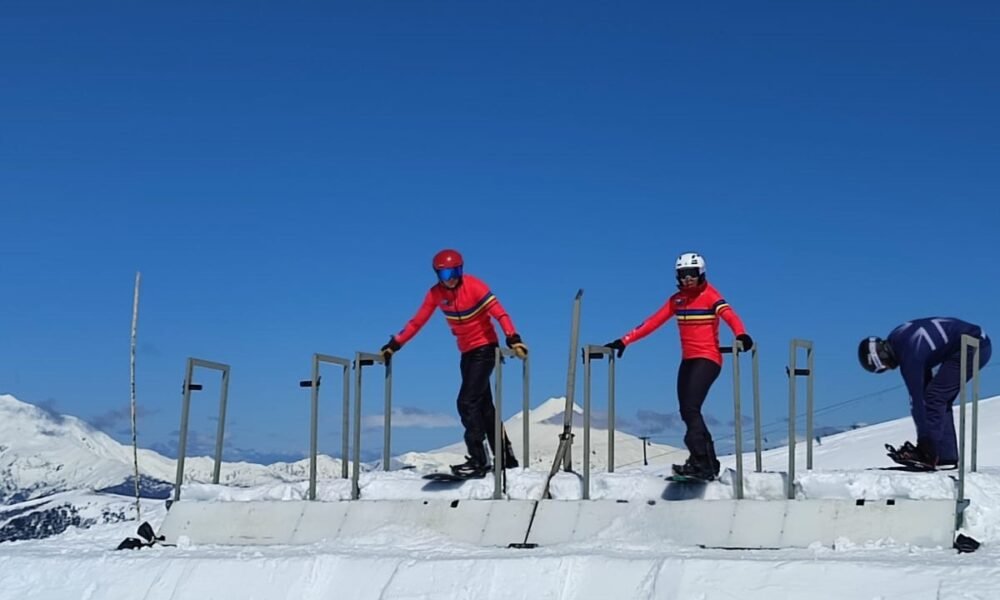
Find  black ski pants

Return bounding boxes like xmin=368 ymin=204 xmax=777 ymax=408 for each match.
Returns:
xmin=677 ymin=358 xmax=722 ymax=465
xmin=457 ymin=344 xmax=505 ymax=463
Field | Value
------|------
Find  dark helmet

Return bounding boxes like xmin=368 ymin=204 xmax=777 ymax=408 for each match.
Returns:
xmin=432 ymin=249 xmax=464 ymax=283
xmin=858 ymin=336 xmax=895 ymax=373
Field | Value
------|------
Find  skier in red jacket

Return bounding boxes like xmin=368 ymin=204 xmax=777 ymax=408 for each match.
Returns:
xmin=380 ymin=249 xmax=528 ymax=477
xmin=605 ymin=252 xmax=752 ymax=481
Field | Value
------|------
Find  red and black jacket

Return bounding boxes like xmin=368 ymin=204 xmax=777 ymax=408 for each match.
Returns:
xmin=620 ymin=281 xmax=746 ymax=365
xmin=394 ymin=274 xmax=516 ymax=353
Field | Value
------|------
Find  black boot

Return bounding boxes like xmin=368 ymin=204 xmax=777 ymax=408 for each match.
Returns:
xmin=450 ymin=456 xmax=489 ymax=478
xmin=671 ymin=456 xmax=716 ymax=481
xmin=452 ymin=442 xmax=490 ymax=478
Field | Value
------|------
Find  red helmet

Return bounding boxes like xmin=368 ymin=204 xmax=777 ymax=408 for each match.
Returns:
xmin=432 ymin=249 xmax=463 ymax=270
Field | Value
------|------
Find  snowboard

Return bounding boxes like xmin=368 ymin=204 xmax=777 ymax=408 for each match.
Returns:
xmin=423 ymin=470 xmax=488 ymax=482
xmin=665 ymin=474 xmax=713 ymax=484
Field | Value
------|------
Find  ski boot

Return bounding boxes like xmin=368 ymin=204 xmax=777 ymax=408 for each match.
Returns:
xmin=885 ymin=441 xmax=935 ymax=471
xmin=670 ymin=457 xmax=717 ymax=482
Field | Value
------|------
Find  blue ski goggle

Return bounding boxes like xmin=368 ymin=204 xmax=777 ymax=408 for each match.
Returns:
xmin=436 ymin=266 xmax=463 ymax=282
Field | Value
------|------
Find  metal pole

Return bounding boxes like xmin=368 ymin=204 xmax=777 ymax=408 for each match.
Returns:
xmin=752 ymin=347 xmax=762 ymax=473
xmin=309 ymin=355 xmax=320 ymax=501
xmin=174 ymin=359 xmax=195 ymax=502
xmin=341 ymin=364 xmax=351 ymax=480
xmin=300 ymin=354 xmax=353 ymax=496
xmin=542 ymin=290 xmax=583 ymax=500
xmin=212 ymin=366 xmax=230 ymax=485
xmin=383 ymin=358 xmax=392 ymax=472
xmin=787 ymin=342 xmax=796 ymax=500
xmin=494 ymin=347 xmax=504 ymax=499
xmin=732 ymin=339 xmax=744 ymax=500
xmin=973 ymin=340 xmax=981 ymax=472
xmin=128 ymin=271 xmax=141 ymax=520
xmin=608 ymin=353 xmax=616 ymax=473
xmin=352 ymin=353 xmax=363 ymax=500
xmin=523 ymin=354 xmax=530 ymax=467
xmin=806 ymin=346 xmax=815 ymax=471
xmin=958 ymin=340 xmax=968 ymax=506
xmin=562 ymin=290 xmax=583 ymax=473
xmin=583 ymin=348 xmax=591 ymax=500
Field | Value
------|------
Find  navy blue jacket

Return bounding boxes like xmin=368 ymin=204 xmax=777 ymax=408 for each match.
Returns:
xmin=887 ymin=317 xmax=986 ymax=406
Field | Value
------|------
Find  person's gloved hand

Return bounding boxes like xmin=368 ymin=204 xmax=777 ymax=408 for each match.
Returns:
xmin=605 ymin=339 xmax=626 ymax=358
xmin=737 ymin=333 xmax=754 ymax=352
xmin=506 ymin=334 xmax=529 ymax=359
xmin=380 ymin=336 xmax=401 ymax=362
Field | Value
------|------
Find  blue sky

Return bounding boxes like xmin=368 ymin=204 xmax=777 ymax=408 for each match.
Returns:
xmin=2 ymin=2 xmax=998 ymax=463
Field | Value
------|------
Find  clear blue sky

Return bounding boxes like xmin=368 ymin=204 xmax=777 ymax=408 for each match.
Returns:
xmin=2 ymin=1 xmax=998 ymax=463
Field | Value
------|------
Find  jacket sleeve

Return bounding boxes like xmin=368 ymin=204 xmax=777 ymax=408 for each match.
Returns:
xmin=621 ymin=300 xmax=676 ymax=346
xmin=487 ymin=296 xmax=516 ymax=337
xmin=714 ymin=297 xmax=747 ymax=336
xmin=394 ymin=289 xmax=437 ymax=346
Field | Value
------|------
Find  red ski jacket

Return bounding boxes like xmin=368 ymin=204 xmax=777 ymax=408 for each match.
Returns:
xmin=620 ymin=282 xmax=746 ymax=365
xmin=394 ymin=274 xmax=517 ymax=354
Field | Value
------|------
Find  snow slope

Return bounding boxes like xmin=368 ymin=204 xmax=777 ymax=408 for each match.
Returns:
xmin=2 ymin=394 xmax=1000 ymax=599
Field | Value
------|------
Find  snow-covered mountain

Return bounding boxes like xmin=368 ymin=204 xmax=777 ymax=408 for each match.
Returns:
xmin=0 ymin=394 xmax=350 ymax=505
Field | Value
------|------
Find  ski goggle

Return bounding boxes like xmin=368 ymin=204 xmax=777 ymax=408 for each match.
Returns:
xmin=867 ymin=337 xmax=889 ymax=373
xmin=676 ymin=267 xmax=701 ymax=280
xmin=436 ymin=266 xmax=463 ymax=282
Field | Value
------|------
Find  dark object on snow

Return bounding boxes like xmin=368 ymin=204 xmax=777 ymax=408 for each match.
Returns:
xmin=116 ymin=537 xmax=146 ymax=550
xmin=137 ymin=521 xmax=164 ymax=544
xmin=115 ymin=521 xmax=164 ymax=551
xmin=954 ymin=534 xmax=981 ymax=554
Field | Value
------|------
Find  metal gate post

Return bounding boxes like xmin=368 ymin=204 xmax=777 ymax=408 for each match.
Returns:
xmin=957 ymin=334 xmax=982 ymax=525
xmin=581 ymin=345 xmax=616 ymax=500
xmin=174 ymin=358 xmax=231 ymax=502
xmin=721 ymin=337 xmax=760 ymax=499
xmin=299 ymin=353 xmax=352 ymax=501
xmin=786 ymin=339 xmax=814 ymax=500
xmin=493 ymin=348 xmax=528 ymax=499
xmin=351 ymin=351 xmax=392 ymax=500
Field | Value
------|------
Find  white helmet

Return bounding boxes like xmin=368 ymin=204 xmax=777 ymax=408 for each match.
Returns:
xmin=675 ymin=252 xmax=706 ymax=275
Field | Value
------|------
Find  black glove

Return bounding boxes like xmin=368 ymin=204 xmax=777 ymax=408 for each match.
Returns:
xmin=380 ymin=336 xmax=401 ymax=362
xmin=506 ymin=333 xmax=528 ymax=359
xmin=605 ymin=339 xmax=626 ymax=358
xmin=736 ymin=333 xmax=754 ymax=352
